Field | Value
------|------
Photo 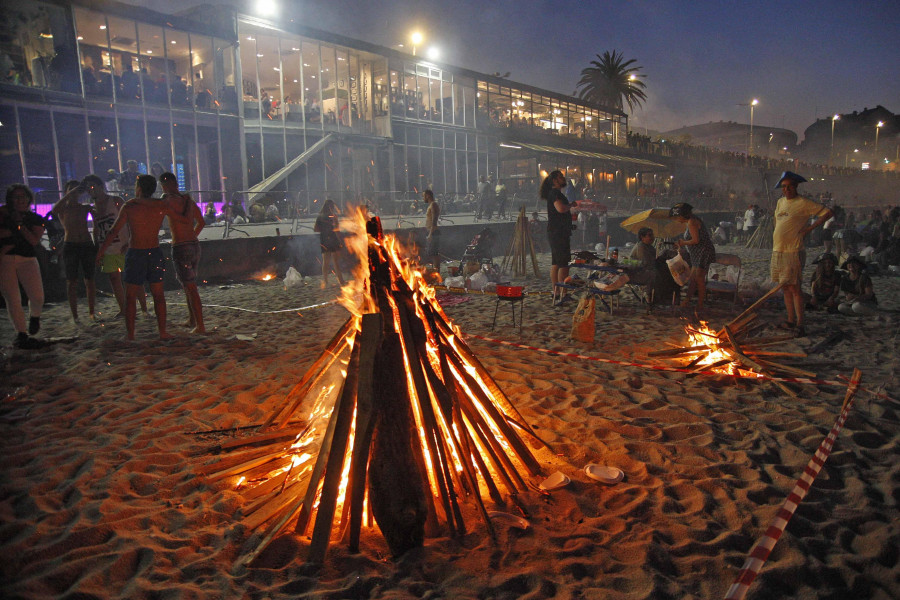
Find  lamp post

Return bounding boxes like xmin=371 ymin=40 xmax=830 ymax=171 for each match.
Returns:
xmin=875 ymin=120 xmax=884 ymax=153
xmin=410 ymin=31 xmax=423 ymax=56
xmin=830 ymin=114 xmax=840 ymax=165
xmin=748 ymin=98 xmax=759 ymax=155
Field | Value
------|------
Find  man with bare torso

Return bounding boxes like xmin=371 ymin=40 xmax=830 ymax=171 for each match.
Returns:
xmin=160 ymin=172 xmax=205 ymax=333
xmin=52 ymin=180 xmax=96 ymax=322
xmin=97 ymin=174 xmax=174 ymax=340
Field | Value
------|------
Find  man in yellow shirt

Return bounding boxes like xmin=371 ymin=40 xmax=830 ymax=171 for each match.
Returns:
xmin=770 ymin=171 xmax=833 ymax=337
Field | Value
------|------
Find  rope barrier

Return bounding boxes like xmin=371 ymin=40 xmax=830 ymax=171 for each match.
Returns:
xmin=724 ymin=369 xmax=862 ymax=600
xmin=169 ymin=299 xmax=338 ymax=314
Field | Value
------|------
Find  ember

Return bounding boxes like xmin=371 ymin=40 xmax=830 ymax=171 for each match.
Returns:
xmin=204 ymin=209 xmax=548 ymax=567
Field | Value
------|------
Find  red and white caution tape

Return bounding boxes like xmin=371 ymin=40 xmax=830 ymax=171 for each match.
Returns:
xmin=723 ymin=369 xmax=862 ymax=600
xmin=464 ymin=332 xmax=849 ymax=387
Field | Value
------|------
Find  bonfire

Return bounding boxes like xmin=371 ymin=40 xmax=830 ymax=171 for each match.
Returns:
xmin=649 ymin=284 xmax=817 ymax=396
xmin=201 ymin=210 xmax=548 ymax=567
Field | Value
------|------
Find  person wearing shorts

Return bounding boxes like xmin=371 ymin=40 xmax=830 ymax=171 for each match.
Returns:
xmin=53 ymin=180 xmax=97 ymax=322
xmin=161 ymin=172 xmax=205 ymax=333
xmin=123 ymin=247 xmax=166 ymax=285
xmin=97 ymin=175 xmax=174 ymax=341
xmin=172 ymin=241 xmax=200 ymax=284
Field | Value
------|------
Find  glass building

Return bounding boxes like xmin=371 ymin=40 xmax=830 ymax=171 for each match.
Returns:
xmin=0 ymin=0 xmax=664 ymax=216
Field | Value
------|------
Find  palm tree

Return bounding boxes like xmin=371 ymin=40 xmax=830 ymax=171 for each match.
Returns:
xmin=575 ymin=50 xmax=647 ymax=113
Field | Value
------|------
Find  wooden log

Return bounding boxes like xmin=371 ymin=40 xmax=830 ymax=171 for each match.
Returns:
xmin=426 ymin=305 xmax=541 ymax=452
xmin=293 ymin=351 xmax=354 ymax=536
xmin=724 ymin=325 xmax=797 ymax=397
xmin=366 ymin=331 xmax=428 ymax=558
xmin=394 ymin=292 xmax=457 ymax=536
xmin=744 ymin=351 xmax=807 ymax=358
xmin=841 ymin=368 xmax=862 ymax=412
xmin=691 ymin=358 xmax=732 ymax=373
xmin=430 ymin=318 xmax=543 ymax=474
xmin=807 ymin=330 xmax=844 ymax=355
xmin=347 ymin=313 xmax=382 ymax=552
xmin=218 ymin=430 xmax=305 ymax=452
xmin=262 ymin=317 xmax=355 ymax=430
xmin=756 ymin=359 xmax=817 ymax=378
xmin=306 ymin=339 xmax=362 ymax=564
xmin=648 ymin=343 xmax=710 ymax=357
xmin=722 ymin=283 xmax=783 ymax=334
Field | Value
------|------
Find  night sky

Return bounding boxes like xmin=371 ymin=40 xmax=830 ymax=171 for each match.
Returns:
xmin=141 ymin=0 xmax=899 ymax=138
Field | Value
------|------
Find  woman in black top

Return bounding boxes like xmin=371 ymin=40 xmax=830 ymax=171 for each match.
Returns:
xmin=0 ymin=184 xmax=47 ymax=348
xmin=540 ymin=170 xmax=574 ymax=303
xmin=315 ymin=199 xmax=345 ymax=288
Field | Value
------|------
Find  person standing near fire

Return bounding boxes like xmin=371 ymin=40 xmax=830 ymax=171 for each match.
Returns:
xmin=52 ymin=179 xmax=97 ymax=323
xmin=85 ymin=173 xmax=148 ymax=318
xmin=160 ymin=172 xmax=205 ymax=334
xmin=541 ymin=170 xmax=575 ymax=305
xmin=96 ymin=175 xmax=175 ymax=341
xmin=315 ymin=199 xmax=345 ymax=289
xmin=423 ymin=189 xmax=440 ymax=269
xmin=770 ymin=171 xmax=833 ymax=338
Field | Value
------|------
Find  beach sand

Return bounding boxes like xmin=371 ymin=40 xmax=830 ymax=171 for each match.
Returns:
xmin=2 ymin=242 xmax=898 ymax=599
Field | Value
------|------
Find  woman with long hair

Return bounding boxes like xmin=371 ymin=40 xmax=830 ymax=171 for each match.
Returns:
xmin=540 ymin=170 xmax=575 ymax=304
xmin=315 ymin=199 xmax=345 ymax=288
xmin=0 ymin=184 xmax=47 ymax=348
xmin=670 ymin=202 xmax=715 ymax=314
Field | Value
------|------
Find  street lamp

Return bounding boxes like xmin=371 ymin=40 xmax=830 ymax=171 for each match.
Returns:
xmin=410 ymin=31 xmax=423 ymax=56
xmin=748 ymin=99 xmax=759 ymax=155
xmin=875 ymin=120 xmax=884 ymax=153
xmin=830 ymin=114 xmax=840 ymax=165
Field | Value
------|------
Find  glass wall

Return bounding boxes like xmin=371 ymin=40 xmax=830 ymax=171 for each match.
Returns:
xmin=393 ymin=124 xmax=494 ymax=195
xmin=0 ymin=1 xmax=79 ymax=93
xmin=388 ymin=62 xmax=477 ymax=129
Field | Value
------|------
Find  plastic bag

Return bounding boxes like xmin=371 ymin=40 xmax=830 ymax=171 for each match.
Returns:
xmin=468 ymin=271 xmax=489 ymax=290
xmin=666 ymin=253 xmax=691 ymax=287
xmin=571 ymin=294 xmax=596 ymax=342
xmin=444 ymin=276 xmax=466 ymax=288
xmin=283 ymin=266 xmax=303 ymax=289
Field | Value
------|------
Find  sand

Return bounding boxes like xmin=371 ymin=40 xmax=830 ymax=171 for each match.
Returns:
xmin=2 ymin=242 xmax=898 ymax=599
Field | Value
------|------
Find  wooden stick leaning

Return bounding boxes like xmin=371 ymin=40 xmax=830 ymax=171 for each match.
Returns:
xmin=724 ymin=325 xmax=797 ymax=397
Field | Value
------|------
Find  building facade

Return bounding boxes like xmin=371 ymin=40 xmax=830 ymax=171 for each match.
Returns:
xmin=0 ymin=0 xmax=664 ymax=216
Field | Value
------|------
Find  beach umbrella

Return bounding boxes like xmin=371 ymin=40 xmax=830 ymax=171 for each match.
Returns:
xmin=619 ymin=208 xmax=685 ymax=239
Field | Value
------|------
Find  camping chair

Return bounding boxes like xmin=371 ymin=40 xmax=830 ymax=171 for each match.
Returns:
xmin=705 ymin=253 xmax=742 ymax=304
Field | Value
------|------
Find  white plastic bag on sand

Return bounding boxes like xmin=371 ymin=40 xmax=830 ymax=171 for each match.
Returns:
xmin=468 ymin=271 xmax=489 ymax=290
xmin=283 ymin=266 xmax=303 ymax=289
xmin=444 ymin=276 xmax=466 ymax=288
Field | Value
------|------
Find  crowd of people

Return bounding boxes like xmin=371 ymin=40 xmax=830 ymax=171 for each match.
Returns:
xmin=535 ymin=168 xmax=896 ymax=334
xmin=1 ymin=166 xmax=206 ymax=348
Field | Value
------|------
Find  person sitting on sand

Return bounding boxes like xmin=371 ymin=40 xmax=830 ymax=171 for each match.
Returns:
xmin=96 ymin=175 xmax=175 ymax=341
xmin=808 ymin=253 xmax=842 ymax=312
xmin=837 ymin=256 xmax=877 ymax=316
xmin=160 ymin=172 xmax=205 ymax=334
